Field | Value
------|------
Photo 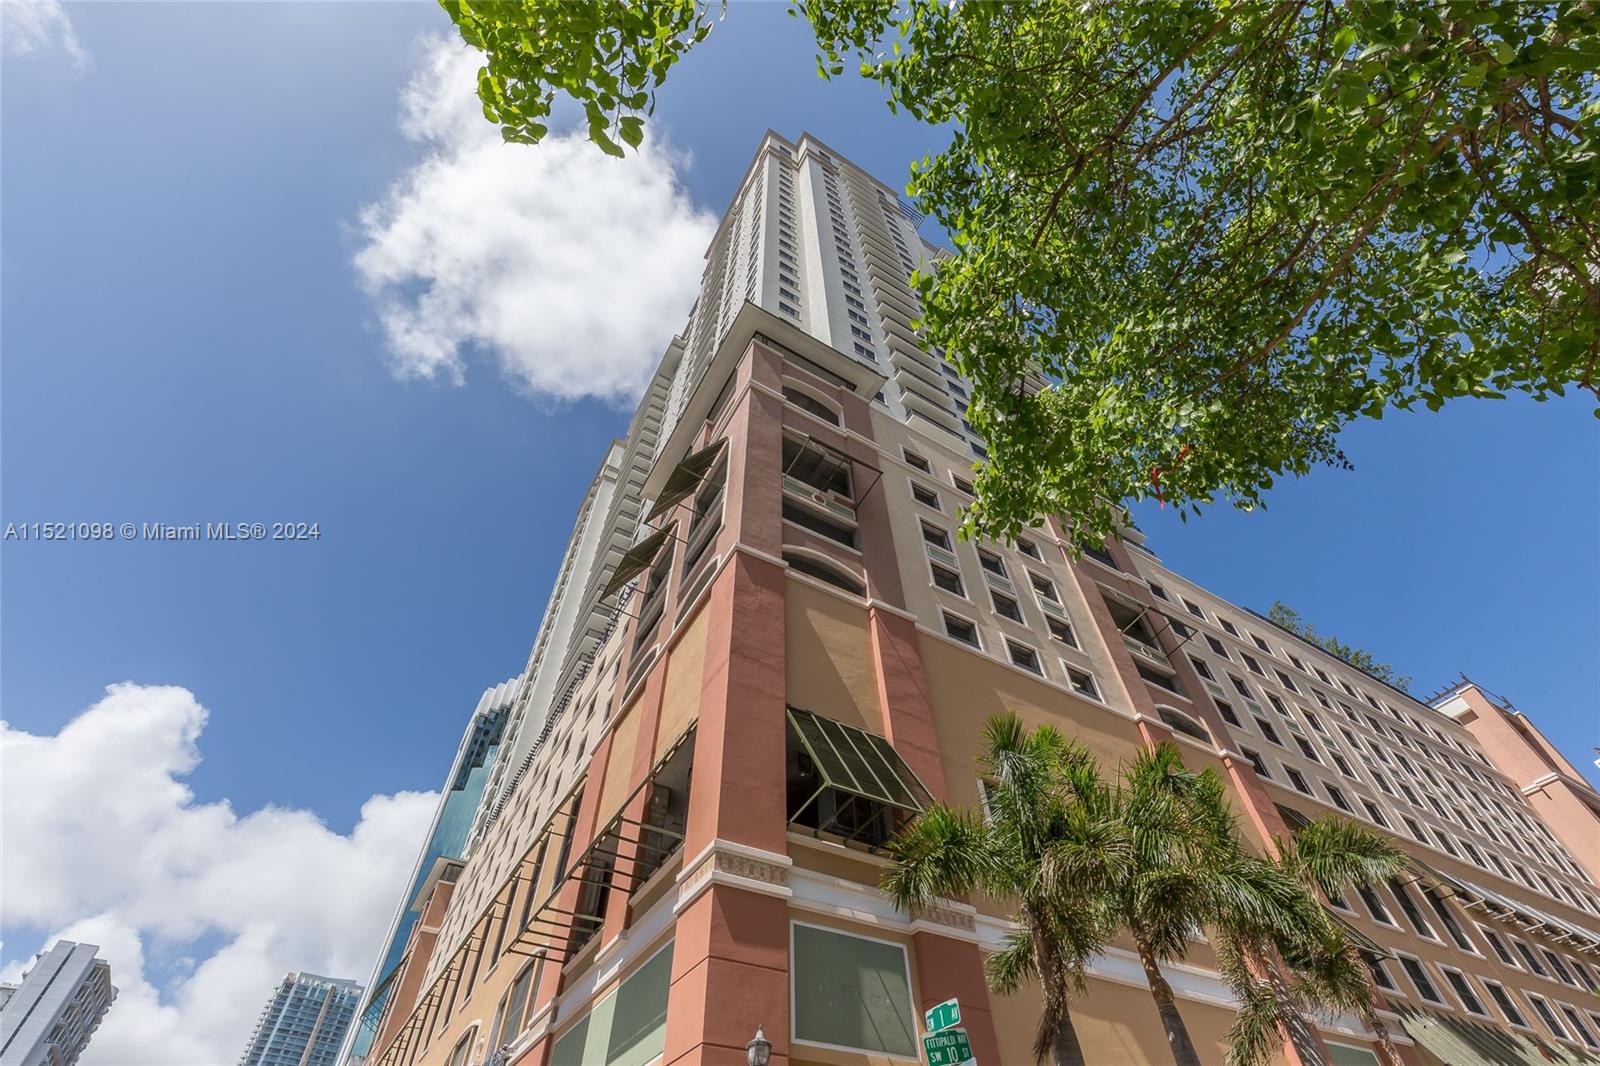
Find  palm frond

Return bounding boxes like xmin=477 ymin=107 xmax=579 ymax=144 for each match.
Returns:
xmin=1283 ymin=815 xmax=1407 ymax=897
xmin=984 ymin=928 xmax=1037 ymax=994
xmin=881 ymin=802 xmax=993 ymax=911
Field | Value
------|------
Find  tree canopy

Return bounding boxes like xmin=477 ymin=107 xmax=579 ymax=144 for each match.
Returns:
xmin=444 ymin=0 xmax=1600 ymax=548
xmin=1267 ymin=600 xmax=1413 ymax=691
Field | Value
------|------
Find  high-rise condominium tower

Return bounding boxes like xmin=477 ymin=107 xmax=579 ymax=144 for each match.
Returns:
xmin=352 ymin=132 xmax=1600 ymax=1066
xmin=241 ymin=972 xmax=361 ymax=1066
xmin=0 ymin=941 xmax=115 ymax=1066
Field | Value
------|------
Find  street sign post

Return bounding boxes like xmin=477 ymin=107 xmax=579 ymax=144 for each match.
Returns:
xmin=921 ymin=1026 xmax=974 ymax=1066
xmin=924 ymin=998 xmax=961 ymax=1034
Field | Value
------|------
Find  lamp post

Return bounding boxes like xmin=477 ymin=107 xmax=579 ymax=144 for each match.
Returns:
xmin=745 ymin=1025 xmax=772 ymax=1066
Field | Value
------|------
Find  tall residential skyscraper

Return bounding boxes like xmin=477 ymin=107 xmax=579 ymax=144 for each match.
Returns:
xmin=240 ymin=972 xmax=361 ymax=1066
xmin=354 ymin=132 xmax=1600 ymax=1066
xmin=0 ymin=941 xmax=115 ymax=1066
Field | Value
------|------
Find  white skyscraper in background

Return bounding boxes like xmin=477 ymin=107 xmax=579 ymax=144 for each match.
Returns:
xmin=0 ymin=941 xmax=115 ymax=1066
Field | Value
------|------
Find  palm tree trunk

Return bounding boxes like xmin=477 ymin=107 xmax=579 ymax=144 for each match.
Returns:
xmin=1049 ymin=1014 xmax=1089 ymax=1066
xmin=1031 ymin=918 xmax=1090 ymax=1066
xmin=1362 ymin=1006 xmax=1403 ymax=1066
xmin=1135 ymin=940 xmax=1204 ymax=1066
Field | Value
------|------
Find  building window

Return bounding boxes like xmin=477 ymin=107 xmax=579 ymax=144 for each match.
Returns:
xmin=1365 ymin=954 xmax=1398 ymax=992
xmin=911 ymin=483 xmax=941 ymax=510
xmin=1528 ymin=994 xmax=1570 ymax=1041
xmin=1242 ymin=749 xmax=1270 ymax=778
xmin=783 ymin=499 xmax=857 ymax=548
xmin=1358 ymin=885 xmax=1395 ymax=925
xmin=1149 ymin=582 xmax=1170 ymax=600
xmin=682 ymin=458 xmax=728 ymax=575
xmin=447 ymin=1029 xmax=478 ymax=1066
xmin=1017 ymin=538 xmax=1041 ymax=560
xmin=1216 ymin=700 xmax=1241 ymax=726
xmin=921 ymin=521 xmax=952 ymax=551
xmin=1029 ymin=572 xmax=1059 ymax=604
xmin=1542 ymin=949 xmax=1577 ymax=987
xmin=1485 ymin=981 xmax=1530 ymax=1028
xmin=1189 ymin=656 xmax=1215 ymax=682
xmin=1182 ymin=597 xmax=1206 ymax=620
xmin=1478 ymin=926 xmax=1517 ymax=968
xmin=931 ymin=562 xmax=965 ymax=596
xmin=1441 ymin=968 xmax=1488 ymax=1016
xmin=1066 ymin=667 xmax=1099 ymax=700
xmin=550 ymin=942 xmax=673 ymax=1066
xmin=977 ymin=548 xmax=1007 ymax=578
xmin=1388 ymin=878 xmax=1438 ymax=940
xmin=1360 ymin=799 xmax=1390 ymax=828
xmin=1157 ymin=707 xmax=1210 ymax=743
xmin=944 ymin=612 xmax=979 ymax=648
xmin=1513 ymin=938 xmax=1550 ymax=977
xmin=1560 ymin=1006 xmax=1598 ymax=1049
xmin=1295 ymin=736 xmax=1322 ymax=763
xmin=791 ymin=924 xmax=917 ymax=1057
xmin=491 ymin=961 xmax=540 ymax=1048
xmin=1139 ymin=663 xmax=1185 ymax=697
xmin=1256 ymin=717 xmax=1283 ymax=746
xmin=1398 ymin=957 xmax=1445 ymax=1005
xmin=1325 ymin=784 xmax=1353 ymax=813
xmin=1007 ymin=640 xmax=1043 ymax=675
xmin=783 ymin=385 xmax=841 ymax=425
xmin=1286 ymin=766 xmax=1311 ymax=794
xmin=1424 ymin=890 xmax=1474 ymax=952
xmin=903 ymin=448 xmax=931 ymax=473
xmin=991 ymin=591 xmax=1023 ymax=623
xmin=1243 ymin=654 xmax=1267 ymax=677
xmin=786 ymin=552 xmax=865 ymax=596
xmin=951 ymin=474 xmax=974 ymax=495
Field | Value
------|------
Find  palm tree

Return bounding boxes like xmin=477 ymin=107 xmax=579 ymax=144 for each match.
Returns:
xmin=1218 ymin=815 xmax=1410 ymax=1066
xmin=1106 ymin=743 xmax=1313 ymax=1066
xmin=881 ymin=713 xmax=1125 ymax=1066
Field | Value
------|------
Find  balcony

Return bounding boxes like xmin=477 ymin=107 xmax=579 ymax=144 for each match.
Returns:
xmin=1122 ymin=633 xmax=1171 ymax=669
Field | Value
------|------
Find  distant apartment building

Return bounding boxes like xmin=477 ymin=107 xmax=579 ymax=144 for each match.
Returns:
xmin=0 ymin=941 xmax=115 ymax=1066
xmin=345 ymin=679 xmax=521 ymax=1062
xmin=241 ymin=972 xmax=361 ymax=1066
xmin=353 ymin=132 xmax=1600 ymax=1066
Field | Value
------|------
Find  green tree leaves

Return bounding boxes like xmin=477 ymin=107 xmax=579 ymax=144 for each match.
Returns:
xmin=1266 ymin=601 xmax=1413 ymax=691
xmin=442 ymin=0 xmax=721 ymax=153
xmin=442 ymin=0 xmax=1599 ymax=549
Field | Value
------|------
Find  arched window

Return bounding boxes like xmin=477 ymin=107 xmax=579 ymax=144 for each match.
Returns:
xmin=784 ymin=551 xmax=865 ymax=596
xmin=782 ymin=383 xmax=841 ymax=425
xmin=446 ymin=1025 xmax=479 ymax=1066
xmin=1156 ymin=706 xmax=1210 ymax=743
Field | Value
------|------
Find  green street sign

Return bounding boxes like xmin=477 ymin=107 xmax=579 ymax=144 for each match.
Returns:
xmin=924 ymin=998 xmax=961 ymax=1033
xmin=922 ymin=1026 xmax=974 ymax=1066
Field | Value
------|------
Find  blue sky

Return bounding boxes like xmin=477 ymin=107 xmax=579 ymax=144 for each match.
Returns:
xmin=2 ymin=3 xmax=1597 ymax=1058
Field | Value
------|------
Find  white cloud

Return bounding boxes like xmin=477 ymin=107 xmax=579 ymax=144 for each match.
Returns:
xmin=1 ymin=0 xmax=91 ymax=70
xmin=1 ymin=683 xmax=437 ymax=1064
xmin=353 ymin=37 xmax=717 ymax=405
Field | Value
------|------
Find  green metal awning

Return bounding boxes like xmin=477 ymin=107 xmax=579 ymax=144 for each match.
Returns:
xmin=1396 ymin=1005 xmax=1600 ymax=1066
xmin=787 ymin=706 xmax=934 ymax=815
xmin=600 ymin=527 xmax=672 ymax=599
xmin=646 ymin=439 xmax=727 ymax=522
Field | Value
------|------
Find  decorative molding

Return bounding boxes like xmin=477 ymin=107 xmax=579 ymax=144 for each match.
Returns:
xmin=908 ymin=899 xmax=979 ymax=942
xmin=675 ymin=838 xmax=794 ymax=912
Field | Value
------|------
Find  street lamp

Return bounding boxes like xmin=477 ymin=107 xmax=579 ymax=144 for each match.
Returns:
xmin=745 ymin=1025 xmax=772 ymax=1066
